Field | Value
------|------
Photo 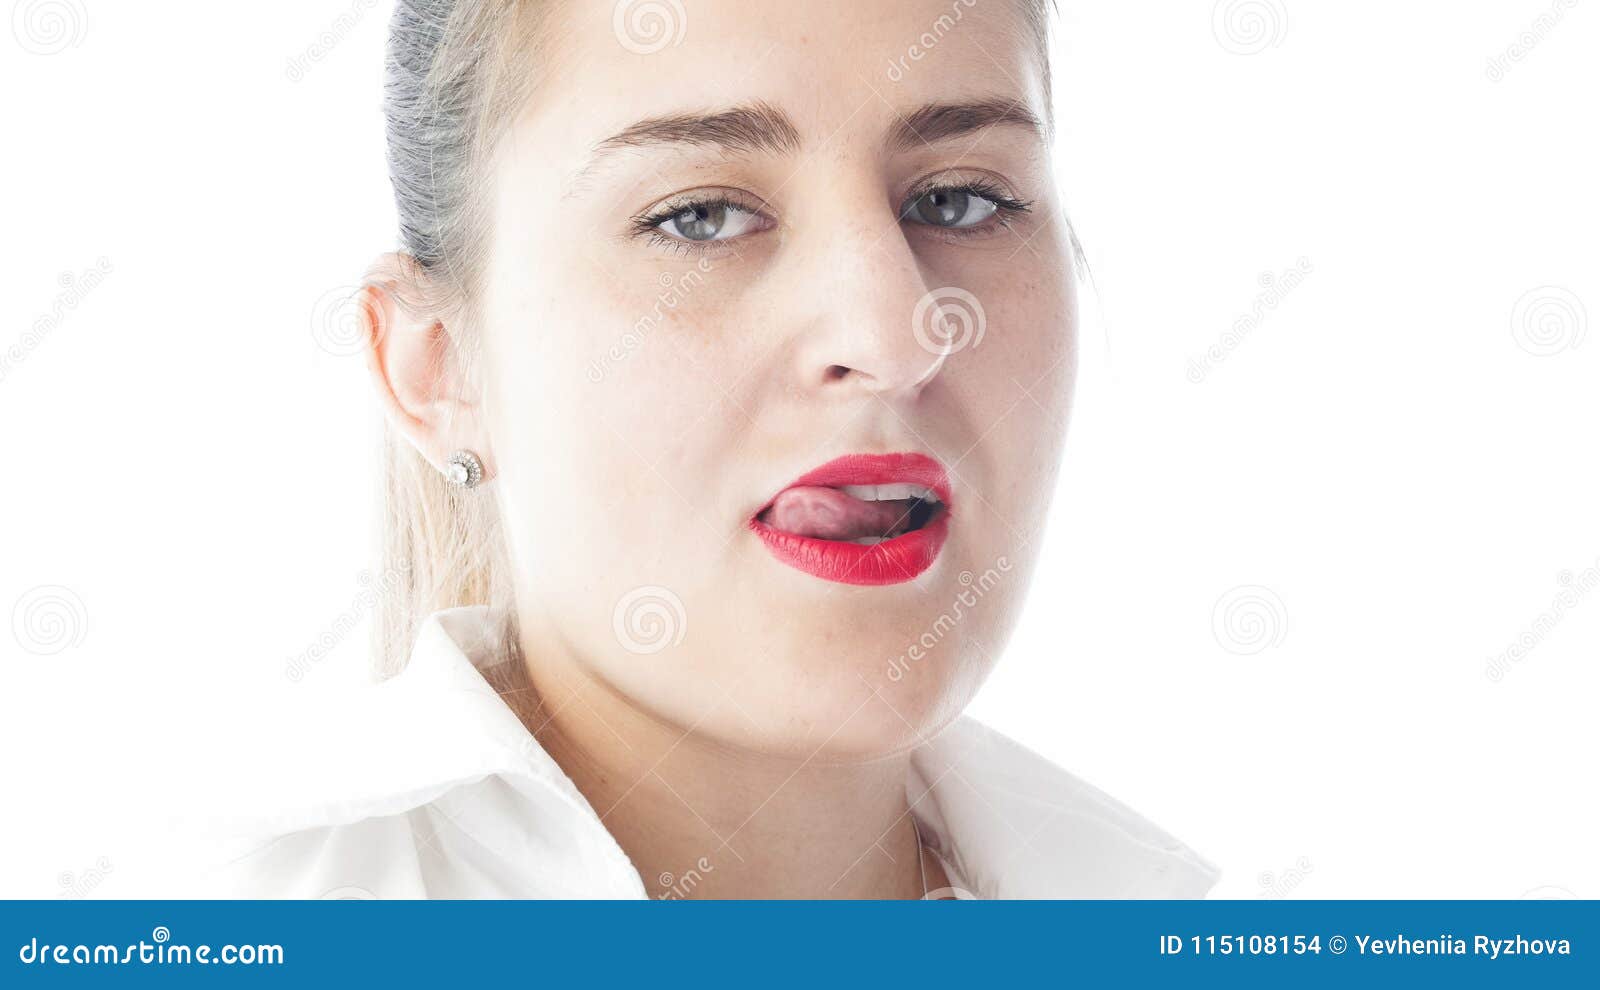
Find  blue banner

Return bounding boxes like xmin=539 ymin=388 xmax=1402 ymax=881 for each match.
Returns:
xmin=5 ymin=900 xmax=1596 ymax=987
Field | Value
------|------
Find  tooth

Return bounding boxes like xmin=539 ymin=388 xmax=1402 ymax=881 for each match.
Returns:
xmin=851 ymin=536 xmax=886 ymax=545
xmin=837 ymin=483 xmax=942 ymax=504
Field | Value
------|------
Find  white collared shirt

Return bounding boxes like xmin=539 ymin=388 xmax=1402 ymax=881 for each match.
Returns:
xmin=210 ymin=607 xmax=1219 ymax=899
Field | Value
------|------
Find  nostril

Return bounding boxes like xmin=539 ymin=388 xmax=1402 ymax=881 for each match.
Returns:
xmin=825 ymin=365 xmax=852 ymax=381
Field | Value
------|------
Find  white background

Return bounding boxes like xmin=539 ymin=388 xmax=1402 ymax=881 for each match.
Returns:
xmin=1 ymin=1 xmax=1595 ymax=899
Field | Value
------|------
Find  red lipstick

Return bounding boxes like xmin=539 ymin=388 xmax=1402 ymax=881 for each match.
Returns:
xmin=749 ymin=452 xmax=952 ymax=586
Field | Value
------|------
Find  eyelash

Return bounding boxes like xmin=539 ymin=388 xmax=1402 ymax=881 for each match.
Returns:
xmin=629 ymin=181 xmax=1033 ymax=256
xmin=629 ymin=193 xmax=760 ymax=256
xmin=902 ymin=177 xmax=1034 ymax=236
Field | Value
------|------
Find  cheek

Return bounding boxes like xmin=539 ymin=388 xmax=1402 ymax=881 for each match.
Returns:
xmin=946 ymin=258 xmax=1078 ymax=546
xmin=481 ymin=264 xmax=742 ymax=620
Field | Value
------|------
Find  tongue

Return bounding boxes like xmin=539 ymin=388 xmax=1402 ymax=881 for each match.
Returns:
xmin=762 ymin=486 xmax=911 ymax=541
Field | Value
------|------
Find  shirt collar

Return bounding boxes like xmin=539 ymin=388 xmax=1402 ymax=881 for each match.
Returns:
xmin=234 ymin=606 xmax=1218 ymax=899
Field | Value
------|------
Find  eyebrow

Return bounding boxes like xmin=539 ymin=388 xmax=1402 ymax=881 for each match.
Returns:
xmin=566 ymin=97 xmax=1042 ymax=195
xmin=887 ymin=97 xmax=1043 ymax=152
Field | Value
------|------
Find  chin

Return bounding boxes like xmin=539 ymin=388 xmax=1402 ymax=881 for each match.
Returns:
xmin=692 ymin=625 xmax=984 ymax=763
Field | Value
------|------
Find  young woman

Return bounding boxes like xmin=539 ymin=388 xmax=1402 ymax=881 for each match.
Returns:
xmin=223 ymin=0 xmax=1218 ymax=899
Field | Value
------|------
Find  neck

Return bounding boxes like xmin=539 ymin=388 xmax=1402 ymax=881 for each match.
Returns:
xmin=506 ymin=638 xmax=940 ymax=899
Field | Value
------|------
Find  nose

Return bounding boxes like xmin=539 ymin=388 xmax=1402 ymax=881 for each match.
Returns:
xmin=786 ymin=209 xmax=956 ymax=402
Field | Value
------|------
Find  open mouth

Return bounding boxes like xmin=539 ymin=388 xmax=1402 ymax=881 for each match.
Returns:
xmin=755 ymin=483 xmax=947 ymax=544
xmin=749 ymin=452 xmax=952 ymax=586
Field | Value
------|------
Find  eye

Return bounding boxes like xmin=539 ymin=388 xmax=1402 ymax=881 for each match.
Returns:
xmin=904 ymin=188 xmax=997 ymax=228
xmin=900 ymin=182 xmax=1032 ymax=232
xmin=643 ymin=195 xmax=769 ymax=245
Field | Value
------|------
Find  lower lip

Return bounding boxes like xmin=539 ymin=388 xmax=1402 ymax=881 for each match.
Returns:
xmin=748 ymin=513 xmax=950 ymax=586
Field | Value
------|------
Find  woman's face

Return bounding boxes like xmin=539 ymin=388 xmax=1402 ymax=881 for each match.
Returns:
xmin=478 ymin=0 xmax=1075 ymax=757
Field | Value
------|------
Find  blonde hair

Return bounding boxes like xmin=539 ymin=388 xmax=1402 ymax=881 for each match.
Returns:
xmin=371 ymin=0 xmax=548 ymax=676
xmin=370 ymin=0 xmax=1057 ymax=676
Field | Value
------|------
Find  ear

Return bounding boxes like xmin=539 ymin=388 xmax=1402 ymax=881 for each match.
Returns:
xmin=357 ymin=252 xmax=493 ymax=479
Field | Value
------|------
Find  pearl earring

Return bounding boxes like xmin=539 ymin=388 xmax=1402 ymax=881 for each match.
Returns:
xmin=444 ymin=449 xmax=485 ymax=489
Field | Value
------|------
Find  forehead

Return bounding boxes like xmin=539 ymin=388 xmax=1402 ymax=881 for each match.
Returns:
xmin=515 ymin=0 xmax=1046 ymax=167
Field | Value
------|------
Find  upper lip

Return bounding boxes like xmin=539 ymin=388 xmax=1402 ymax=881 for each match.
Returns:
xmin=755 ymin=451 xmax=953 ymax=517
